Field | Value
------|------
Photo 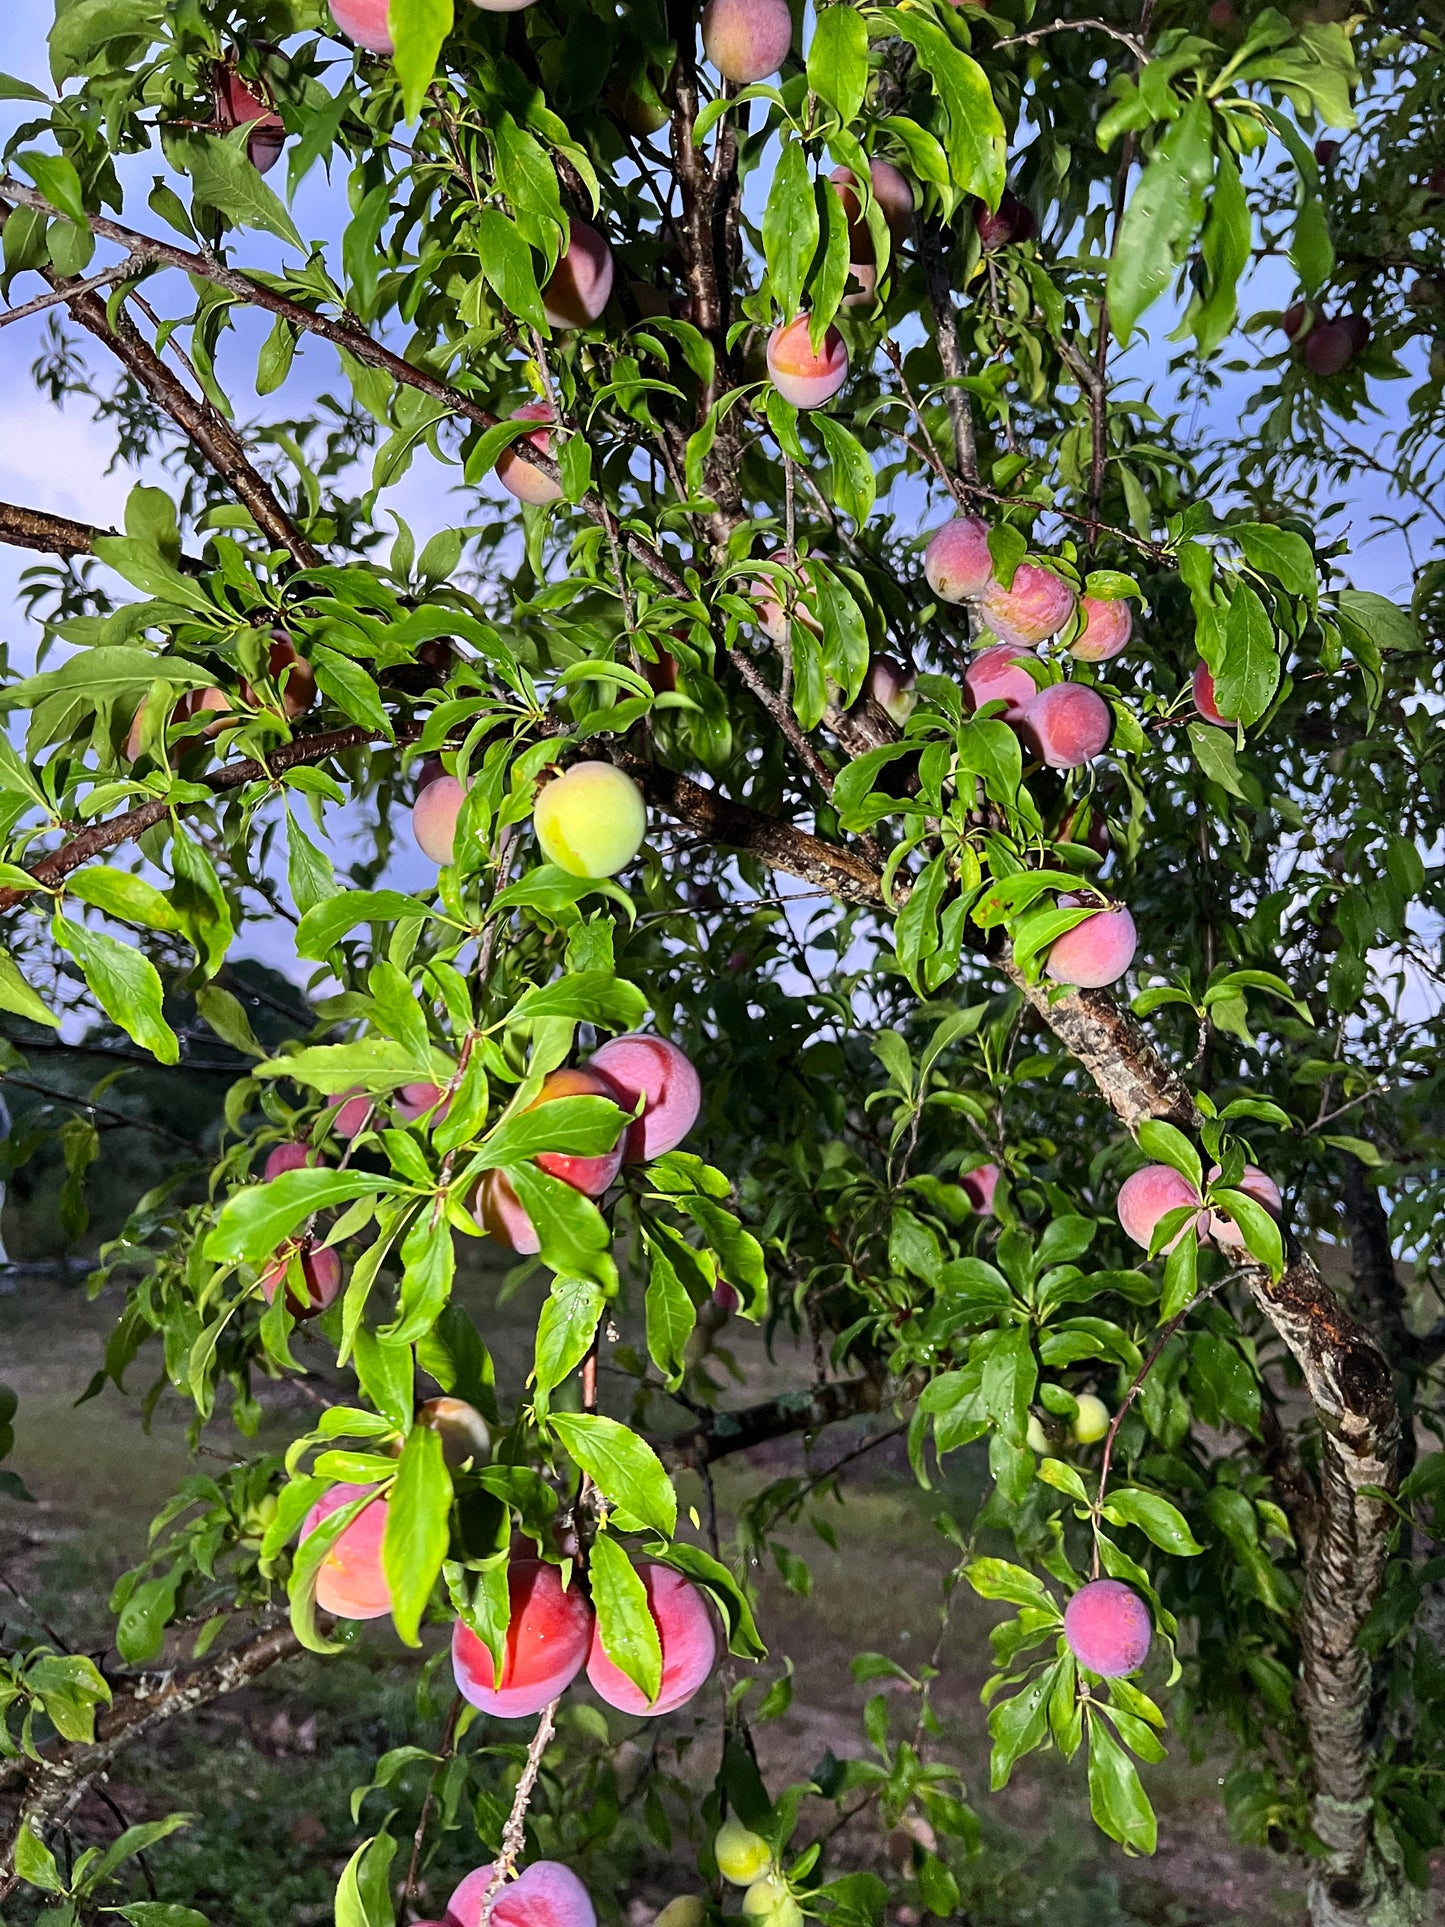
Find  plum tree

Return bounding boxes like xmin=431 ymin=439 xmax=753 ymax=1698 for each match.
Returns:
xmin=1021 ymin=683 xmax=1113 ymax=769
xmin=301 ymin=1485 xmax=391 ymax=1620
xmin=1043 ymin=904 xmax=1137 ymax=988
xmin=452 ymin=1561 xmax=594 ymax=1718
xmin=1063 ymin=1581 xmax=1153 ymax=1678
xmin=766 ymin=318 xmax=849 ymax=408
xmin=586 ymin=1563 xmax=716 ymax=1714
xmin=533 ymin=762 xmax=647 ymax=877
xmin=587 ymin=1033 xmax=702 ymax=1160
xmin=700 ymin=0 xmax=792 ymax=83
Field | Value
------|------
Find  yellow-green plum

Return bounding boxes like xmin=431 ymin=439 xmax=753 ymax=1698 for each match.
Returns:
xmin=829 ymin=159 xmax=914 ymax=266
xmin=1205 ymin=1163 xmax=1282 ymax=1248
xmin=495 ymin=403 xmax=563 ymax=506
xmin=329 ymin=0 xmax=391 ymax=53
xmin=1117 ymin=1165 xmax=1206 ymax=1251
xmin=980 ymin=563 xmax=1076 ymax=646
xmin=543 ymin=220 xmax=614 ymax=330
xmin=962 ymin=642 xmax=1039 ymax=722
xmin=418 ymin=1396 xmax=492 ymax=1467
xmin=413 ymin=774 xmax=467 ymax=865
xmin=1025 ymin=1412 xmax=1051 ymax=1455
xmin=534 ymin=762 xmax=647 ymax=877
xmin=444 ymin=1859 xmax=596 ymax=1927
xmin=743 ymin=1874 xmax=802 ymax=1927
xmin=1072 ymin=1393 xmax=1110 ymax=1444
xmin=1063 ymin=1579 xmax=1152 ymax=1677
xmin=766 ymin=317 xmax=849 ymax=408
xmin=301 ymin=1483 xmax=391 ymax=1619
xmin=1021 ymin=682 xmax=1112 ymax=769
xmin=1193 ymin=662 xmax=1228 ymax=726
xmin=1071 ymin=595 xmax=1133 ymax=662
xmin=700 ymin=0 xmax=793 ymax=82
xmin=654 ymin=1901 xmax=708 ymax=1927
xmin=714 ymin=1821 xmax=773 ymax=1886
xmin=585 ymin=1563 xmax=716 ymax=1714
xmin=588 ymin=1033 xmax=701 ymax=1160
xmin=1043 ymin=903 xmax=1136 ymax=988
xmin=451 ymin=1560 xmax=594 ymax=1717
xmin=923 ymin=515 xmax=992 ymax=603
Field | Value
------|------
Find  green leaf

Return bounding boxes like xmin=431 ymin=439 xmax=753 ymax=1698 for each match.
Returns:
xmin=1337 ymin=589 xmax=1416 ymax=655
xmin=185 ymin=133 xmax=304 ymax=250
xmin=334 ymin=1832 xmax=397 ymax=1927
xmin=1101 ymin=1487 xmax=1203 ymax=1555
xmin=0 ymin=942 xmax=59 ymax=1027
xmin=549 ymin=1412 xmax=676 ymax=1535
xmin=52 ymin=913 xmax=178 ymax=1064
xmin=389 ymin=0 xmax=453 ymax=121
xmin=815 ymin=416 xmax=876 ymax=528
xmin=1187 ymin=720 xmax=1250 ymax=800
xmin=879 ymin=11 xmax=1005 ymax=204
xmin=1087 ymin=1715 xmax=1157 ymax=1853
xmin=808 ymin=4 xmax=869 ymax=123
xmin=964 ymin=1558 xmax=1060 ymax=1615
xmin=312 ymin=647 xmax=394 ymax=739
xmin=507 ymin=1163 xmax=617 ymax=1291
xmin=1216 ymin=580 xmax=1278 ymax=727
xmin=1235 ymin=525 xmax=1317 ymax=604
xmin=1108 ymin=98 xmax=1213 ymax=346
xmin=1211 ymin=1188 xmax=1285 ymax=1278
xmin=474 ymin=206 xmax=548 ymax=333
xmin=589 ymin=1530 xmax=663 ymax=1704
xmin=763 ymin=140 xmax=819 ymax=320
xmin=18 ymin=148 xmax=86 ymax=226
xmin=1190 ymin=144 xmax=1250 ymax=357
xmin=117 ymin=1907 xmax=212 ymax=1927
xmin=206 ymin=1170 xmax=390 ymax=1264
xmin=382 ymin=1422 xmax=452 ymax=1646
xmin=14 ymin=1822 xmax=64 ymax=1892
xmin=645 ymin=1245 xmax=695 ymax=1387
xmin=508 ymin=972 xmax=648 ymax=1030
xmin=534 ymin=1275 xmax=605 ymax=1397
xmin=1135 ymin=1120 xmax=1202 ymax=1193
xmin=296 ymin=889 xmax=434 ymax=958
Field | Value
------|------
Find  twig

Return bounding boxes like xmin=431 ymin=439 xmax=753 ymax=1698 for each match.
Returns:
xmin=403 ymin=1692 xmax=464 ymax=1905
xmin=0 ymin=263 xmax=143 ymax=329
xmin=478 ymin=1701 xmax=559 ymax=1925
xmin=994 ymin=17 xmax=1151 ymax=62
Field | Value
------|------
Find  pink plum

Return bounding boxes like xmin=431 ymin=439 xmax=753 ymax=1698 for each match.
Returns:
xmin=529 ymin=1067 xmax=625 ymax=1195
xmin=923 ymin=516 xmax=992 ymax=604
xmin=979 ymin=564 xmax=1077 ymax=646
xmin=751 ymin=550 xmax=818 ymax=646
xmin=475 ymin=1169 xmax=541 ymax=1255
xmin=445 ymin=1861 xmax=596 ymax=1927
xmin=975 ymin=190 xmax=1037 ymax=249
xmin=1117 ymin=1165 xmax=1206 ymax=1251
xmin=700 ymin=0 xmax=793 ymax=83
xmin=1043 ymin=904 xmax=1137 ymax=989
xmin=766 ymin=318 xmax=849 ymax=409
xmin=542 ymin=220 xmax=615 ymax=331
xmin=260 ymin=1240 xmax=342 ymax=1319
xmin=1063 ymin=1579 xmax=1152 ymax=1677
xmin=1193 ymin=662 xmax=1228 ymax=726
xmin=961 ymin=1163 xmax=999 ymax=1214
xmin=396 ymin=1081 xmax=453 ymax=1126
xmin=301 ymin=1483 xmax=391 ymax=1620
xmin=413 ymin=774 xmax=467 ymax=864
xmin=216 ymin=68 xmax=285 ymax=174
xmin=829 ymin=159 xmax=915 ymax=266
xmin=586 ymin=1563 xmax=717 ymax=1715
xmin=467 ymin=0 xmax=540 ymax=10
xmin=588 ymin=1033 xmax=702 ymax=1161
xmin=1021 ymin=682 xmax=1112 ymax=769
xmin=1071 ymin=596 xmax=1133 ymax=662
xmin=417 ymin=1396 xmax=491 ymax=1468
xmin=1205 ymin=1164 xmax=1283 ymax=1248
xmin=495 ymin=403 xmax=563 ymax=507
xmin=962 ymin=643 xmax=1039 ymax=721
xmin=866 ymin=654 xmax=917 ymax=726
xmin=263 ymin=1142 xmax=317 ymax=1180
xmin=451 ymin=1560 xmax=594 ymax=1718
xmin=328 ymin=1088 xmax=371 ymax=1140
xmin=329 ymin=0 xmax=392 ymax=53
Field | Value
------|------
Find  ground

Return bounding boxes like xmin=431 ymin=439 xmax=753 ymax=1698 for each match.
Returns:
xmin=0 ymin=1261 xmax=1354 ymax=1927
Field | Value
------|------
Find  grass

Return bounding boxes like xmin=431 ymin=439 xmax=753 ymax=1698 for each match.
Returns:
xmin=0 ymin=1271 xmax=1308 ymax=1927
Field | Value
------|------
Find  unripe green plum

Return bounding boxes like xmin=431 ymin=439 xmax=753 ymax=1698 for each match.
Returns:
xmin=534 ymin=762 xmax=647 ymax=877
xmin=452 ymin=1559 xmax=594 ymax=1717
xmin=1043 ymin=903 xmax=1136 ymax=988
xmin=496 ymin=403 xmax=563 ymax=506
xmin=1072 ymin=1393 xmax=1110 ymax=1444
xmin=714 ymin=1820 xmax=773 ymax=1886
xmin=979 ymin=564 xmax=1076 ymax=646
xmin=1021 ymin=682 xmax=1112 ymax=770
xmin=329 ymin=0 xmax=391 ymax=53
xmin=700 ymin=0 xmax=793 ymax=82
xmin=743 ymin=1874 xmax=802 ymax=1927
xmin=301 ymin=1483 xmax=391 ymax=1619
xmin=585 ymin=1562 xmax=716 ymax=1714
xmin=923 ymin=515 xmax=992 ymax=603
xmin=1071 ymin=595 xmax=1132 ymax=662
xmin=962 ymin=643 xmax=1039 ymax=721
xmin=829 ymin=159 xmax=914 ymax=266
xmin=654 ymin=1900 xmax=708 ymax=1927
xmin=413 ymin=774 xmax=467 ymax=865
xmin=1063 ymin=1579 xmax=1152 ymax=1677
xmin=1025 ymin=1412 xmax=1051 ymax=1455
xmin=766 ymin=318 xmax=849 ymax=409
xmin=1205 ymin=1163 xmax=1282 ymax=1248
xmin=417 ymin=1396 xmax=491 ymax=1467
xmin=1117 ymin=1165 xmax=1206 ymax=1251
xmin=542 ymin=220 xmax=614 ymax=330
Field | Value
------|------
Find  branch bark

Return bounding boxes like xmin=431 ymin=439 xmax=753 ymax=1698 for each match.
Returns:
xmin=0 ymin=501 xmax=115 ymax=558
xmin=657 ymin=1375 xmax=884 ymax=1472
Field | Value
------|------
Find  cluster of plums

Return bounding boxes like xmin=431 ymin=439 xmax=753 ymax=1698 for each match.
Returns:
xmin=413 ymin=757 xmax=648 ymax=882
xmin=1116 ymin=1161 xmax=1282 ymax=1254
xmin=124 ymin=633 xmax=314 ymax=762
xmin=1282 ymin=301 xmax=1371 ymax=377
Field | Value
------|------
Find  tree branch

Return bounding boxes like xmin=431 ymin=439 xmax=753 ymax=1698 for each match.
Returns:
xmin=0 ymin=500 xmax=115 ymax=558
xmin=656 ymin=1375 xmax=884 ymax=1472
